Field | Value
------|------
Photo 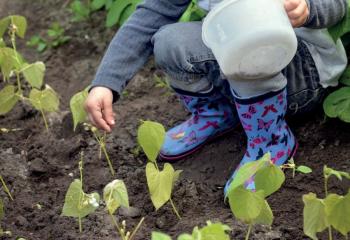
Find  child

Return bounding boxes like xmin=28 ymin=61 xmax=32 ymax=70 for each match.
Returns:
xmin=84 ymin=0 xmax=347 ymax=195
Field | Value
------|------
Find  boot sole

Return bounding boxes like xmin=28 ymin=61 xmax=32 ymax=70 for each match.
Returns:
xmin=158 ymin=125 xmax=238 ymax=162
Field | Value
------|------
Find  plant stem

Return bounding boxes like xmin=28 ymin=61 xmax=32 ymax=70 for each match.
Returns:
xmin=79 ymin=152 xmax=84 ymax=184
xmin=110 ymin=214 xmax=125 ymax=240
xmin=0 ymin=175 xmax=13 ymax=200
xmin=101 ymin=141 xmax=115 ymax=176
xmin=78 ymin=217 xmax=82 ymax=233
xmin=169 ymin=198 xmax=181 ymax=220
xmin=245 ymin=223 xmax=253 ymax=240
xmin=129 ymin=217 xmax=145 ymax=240
xmin=93 ymin=131 xmax=115 ymax=176
xmin=324 ymin=176 xmax=329 ymax=198
xmin=328 ymin=226 xmax=333 ymax=240
xmin=40 ymin=109 xmax=49 ymax=131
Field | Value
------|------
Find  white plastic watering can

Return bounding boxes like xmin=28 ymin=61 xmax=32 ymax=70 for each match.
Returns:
xmin=202 ymin=0 xmax=298 ymax=80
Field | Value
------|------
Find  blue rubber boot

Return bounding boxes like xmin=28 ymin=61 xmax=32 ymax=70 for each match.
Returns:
xmin=224 ymin=88 xmax=297 ymax=195
xmin=159 ymin=87 xmax=239 ymax=161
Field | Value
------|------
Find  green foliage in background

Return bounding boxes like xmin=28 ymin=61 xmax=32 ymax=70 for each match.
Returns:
xmin=27 ymin=22 xmax=70 ymax=52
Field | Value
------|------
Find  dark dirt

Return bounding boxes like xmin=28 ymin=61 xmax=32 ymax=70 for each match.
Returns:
xmin=0 ymin=1 xmax=349 ymax=239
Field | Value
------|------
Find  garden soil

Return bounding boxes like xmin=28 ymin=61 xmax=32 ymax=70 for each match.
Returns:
xmin=0 ymin=1 xmax=349 ymax=239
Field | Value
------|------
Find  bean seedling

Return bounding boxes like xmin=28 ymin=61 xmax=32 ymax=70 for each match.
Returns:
xmin=152 ymin=221 xmax=231 ymax=240
xmin=226 ymin=153 xmax=285 ymax=240
xmin=70 ymin=88 xmax=115 ymax=176
xmin=137 ymin=120 xmax=182 ymax=219
xmin=302 ymin=166 xmax=350 ymax=239
xmin=103 ymin=179 xmax=144 ymax=240
xmin=61 ymin=152 xmax=100 ymax=232
xmin=0 ymin=15 xmax=60 ymax=130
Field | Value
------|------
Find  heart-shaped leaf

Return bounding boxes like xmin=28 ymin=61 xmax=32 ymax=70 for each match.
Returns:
xmin=253 ymin=200 xmax=273 ymax=226
xmin=0 ymin=85 xmax=20 ymax=115
xmin=62 ymin=179 xmax=100 ymax=218
xmin=302 ymin=193 xmax=329 ymax=240
xmin=70 ymin=88 xmax=89 ymax=130
xmin=10 ymin=15 xmax=27 ymax=38
xmin=323 ymin=87 xmax=350 ymax=122
xmin=227 ymin=152 xmax=270 ymax=194
xmin=325 ymin=192 xmax=350 ymax=236
xmin=255 ymin=161 xmax=285 ymax=197
xmin=29 ymin=85 xmax=60 ymax=112
xmin=21 ymin=62 xmax=45 ymax=89
xmin=146 ymin=162 xmax=180 ymax=210
xmin=138 ymin=121 xmax=165 ymax=162
xmin=228 ymin=185 xmax=265 ymax=223
xmin=103 ymin=179 xmax=129 ymax=214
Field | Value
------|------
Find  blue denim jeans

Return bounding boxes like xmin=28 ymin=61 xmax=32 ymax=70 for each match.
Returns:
xmin=151 ymin=21 xmax=327 ymax=116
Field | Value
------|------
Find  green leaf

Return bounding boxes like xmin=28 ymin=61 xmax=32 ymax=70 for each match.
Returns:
xmin=137 ymin=120 xmax=165 ymax=162
xmin=255 ymin=161 xmax=285 ymax=197
xmin=29 ymin=85 xmax=60 ymax=112
xmin=0 ymin=17 xmax=10 ymax=38
xmin=10 ymin=15 xmax=27 ymax=38
xmin=21 ymin=62 xmax=45 ymax=89
xmin=0 ymin=85 xmax=20 ymax=115
xmin=323 ymin=87 xmax=350 ymax=122
xmin=328 ymin=8 xmax=350 ymax=42
xmin=227 ymin=153 xmax=270 ymax=195
xmin=151 ymin=232 xmax=172 ymax=240
xmin=106 ymin=1 xmax=130 ymax=27
xmin=302 ymin=193 xmax=329 ymax=240
xmin=325 ymin=192 xmax=350 ymax=236
xmin=105 ymin=0 xmax=114 ymax=10
xmin=296 ymin=165 xmax=313 ymax=174
xmin=62 ymin=179 xmax=100 ymax=218
xmin=228 ymin=185 xmax=265 ymax=223
xmin=118 ymin=0 xmax=142 ymax=25
xmin=177 ymin=234 xmax=193 ymax=240
xmin=70 ymin=88 xmax=89 ymax=130
xmin=253 ymin=200 xmax=273 ymax=226
xmin=0 ymin=47 xmax=24 ymax=80
xmin=146 ymin=162 xmax=180 ymax=210
xmin=199 ymin=221 xmax=231 ymax=240
xmin=70 ymin=0 xmax=91 ymax=21
xmin=339 ymin=67 xmax=350 ymax=86
xmin=0 ymin=38 xmax=5 ymax=48
xmin=179 ymin=0 xmax=207 ymax=22
xmin=324 ymin=166 xmax=350 ymax=181
xmin=91 ymin=0 xmax=107 ymax=10
xmin=103 ymin=179 xmax=129 ymax=214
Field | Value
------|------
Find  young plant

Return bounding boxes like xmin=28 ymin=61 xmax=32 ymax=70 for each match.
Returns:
xmin=152 ymin=221 xmax=231 ymax=240
xmin=27 ymin=22 xmax=70 ymax=52
xmin=90 ymin=0 xmax=142 ymax=27
xmin=61 ymin=152 xmax=100 ymax=232
xmin=154 ymin=74 xmax=173 ymax=96
xmin=226 ymin=153 xmax=285 ymax=240
xmin=69 ymin=0 xmax=93 ymax=22
xmin=103 ymin=179 xmax=144 ymax=240
xmin=281 ymin=158 xmax=313 ymax=178
xmin=70 ymin=88 xmax=115 ymax=176
xmin=137 ymin=120 xmax=182 ymax=219
xmin=323 ymin=3 xmax=350 ymax=122
xmin=302 ymin=166 xmax=350 ymax=240
xmin=0 ymin=15 xmax=60 ymax=130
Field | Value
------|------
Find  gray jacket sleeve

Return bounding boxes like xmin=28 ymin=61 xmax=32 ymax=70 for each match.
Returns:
xmin=304 ymin=0 xmax=348 ymax=28
xmin=91 ymin=0 xmax=190 ymax=100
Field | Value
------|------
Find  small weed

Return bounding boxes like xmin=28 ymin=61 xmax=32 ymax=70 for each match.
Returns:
xmin=27 ymin=22 xmax=70 ymax=52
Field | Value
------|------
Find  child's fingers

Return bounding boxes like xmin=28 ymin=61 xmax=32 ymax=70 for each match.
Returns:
xmin=286 ymin=0 xmax=308 ymax=20
xmin=284 ymin=0 xmax=300 ymax=12
xmin=86 ymin=104 xmax=112 ymax=132
xmin=102 ymin=98 xmax=115 ymax=127
xmin=289 ymin=6 xmax=309 ymax=27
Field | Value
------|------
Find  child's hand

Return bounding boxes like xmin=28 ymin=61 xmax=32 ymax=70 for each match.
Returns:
xmin=284 ymin=0 xmax=309 ymax=28
xmin=84 ymin=86 xmax=115 ymax=133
